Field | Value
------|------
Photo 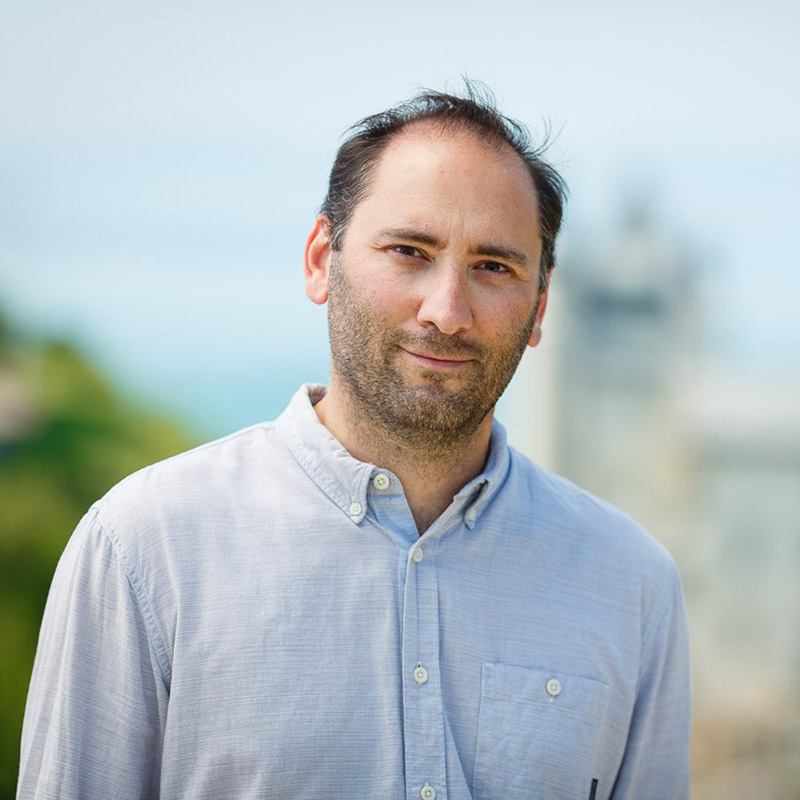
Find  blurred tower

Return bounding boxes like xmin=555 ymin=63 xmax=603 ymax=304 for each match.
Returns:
xmin=553 ymin=199 xmax=698 ymax=525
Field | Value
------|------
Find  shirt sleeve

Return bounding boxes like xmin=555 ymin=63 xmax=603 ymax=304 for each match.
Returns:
xmin=610 ymin=560 xmax=692 ymax=799
xmin=17 ymin=507 xmax=169 ymax=799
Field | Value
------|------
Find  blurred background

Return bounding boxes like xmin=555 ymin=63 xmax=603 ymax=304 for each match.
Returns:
xmin=1 ymin=0 xmax=798 ymax=796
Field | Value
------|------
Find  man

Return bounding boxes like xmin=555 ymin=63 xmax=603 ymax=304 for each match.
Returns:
xmin=19 ymin=87 xmax=691 ymax=799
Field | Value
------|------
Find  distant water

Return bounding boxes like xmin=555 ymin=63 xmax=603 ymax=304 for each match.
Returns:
xmin=122 ymin=355 xmax=332 ymax=441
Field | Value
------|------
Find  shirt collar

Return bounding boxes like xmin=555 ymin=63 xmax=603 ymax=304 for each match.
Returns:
xmin=276 ymin=383 xmax=511 ymax=527
xmin=458 ymin=420 xmax=510 ymax=529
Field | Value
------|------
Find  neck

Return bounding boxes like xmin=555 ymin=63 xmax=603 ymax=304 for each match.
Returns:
xmin=314 ymin=379 xmax=493 ymax=534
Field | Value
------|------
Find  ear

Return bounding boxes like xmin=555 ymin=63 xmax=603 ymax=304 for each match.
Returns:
xmin=527 ymin=269 xmax=552 ymax=348
xmin=304 ymin=215 xmax=333 ymax=305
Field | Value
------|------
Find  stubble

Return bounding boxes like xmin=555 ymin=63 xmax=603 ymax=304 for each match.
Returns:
xmin=326 ymin=254 xmax=536 ymax=452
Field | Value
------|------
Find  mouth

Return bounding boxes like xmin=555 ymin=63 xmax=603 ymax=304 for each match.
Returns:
xmin=401 ymin=348 xmax=475 ymax=371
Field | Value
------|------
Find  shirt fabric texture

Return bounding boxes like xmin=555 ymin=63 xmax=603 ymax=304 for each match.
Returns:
xmin=18 ymin=384 xmax=691 ymax=800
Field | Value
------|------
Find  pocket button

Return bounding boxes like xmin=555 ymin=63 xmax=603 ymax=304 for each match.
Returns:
xmin=545 ymin=678 xmax=562 ymax=698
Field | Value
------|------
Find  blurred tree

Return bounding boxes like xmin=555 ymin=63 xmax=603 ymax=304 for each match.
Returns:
xmin=0 ymin=309 xmax=198 ymax=798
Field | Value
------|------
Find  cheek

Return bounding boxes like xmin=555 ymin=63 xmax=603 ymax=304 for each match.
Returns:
xmin=340 ymin=263 xmax=398 ymax=310
xmin=368 ymin=277 xmax=418 ymax=315
xmin=477 ymin=295 xmax=536 ymax=334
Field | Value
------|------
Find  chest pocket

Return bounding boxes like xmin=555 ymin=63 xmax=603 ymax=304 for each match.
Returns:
xmin=473 ymin=662 xmax=609 ymax=800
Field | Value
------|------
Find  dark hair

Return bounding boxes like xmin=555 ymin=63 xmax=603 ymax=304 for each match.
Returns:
xmin=320 ymin=82 xmax=568 ymax=291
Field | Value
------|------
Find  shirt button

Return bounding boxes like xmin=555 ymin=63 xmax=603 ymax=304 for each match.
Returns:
xmin=413 ymin=665 xmax=429 ymax=685
xmin=546 ymin=678 xmax=562 ymax=698
xmin=348 ymin=502 xmax=362 ymax=517
xmin=420 ymin=785 xmax=436 ymax=800
xmin=411 ymin=547 xmax=424 ymax=563
xmin=372 ymin=473 xmax=390 ymax=490
xmin=466 ymin=507 xmax=477 ymax=522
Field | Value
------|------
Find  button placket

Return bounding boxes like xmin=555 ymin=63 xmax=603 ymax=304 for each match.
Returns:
xmin=401 ymin=535 xmax=447 ymax=800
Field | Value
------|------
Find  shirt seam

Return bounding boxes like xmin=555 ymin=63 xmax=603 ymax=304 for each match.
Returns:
xmin=93 ymin=502 xmax=173 ymax=691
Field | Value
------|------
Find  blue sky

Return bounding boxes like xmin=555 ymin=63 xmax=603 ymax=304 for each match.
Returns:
xmin=0 ymin=0 xmax=798 ymax=436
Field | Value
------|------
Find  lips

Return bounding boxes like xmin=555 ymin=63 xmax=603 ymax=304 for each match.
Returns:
xmin=402 ymin=348 xmax=475 ymax=370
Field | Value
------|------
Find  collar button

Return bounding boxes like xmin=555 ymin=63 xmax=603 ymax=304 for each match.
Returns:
xmin=372 ymin=473 xmax=390 ymax=490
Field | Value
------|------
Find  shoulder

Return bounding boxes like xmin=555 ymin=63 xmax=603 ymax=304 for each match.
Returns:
xmin=93 ymin=421 xmax=287 ymax=546
xmin=115 ymin=419 xmax=282 ymax=486
xmin=508 ymin=446 xmax=675 ymax=560
xmin=505 ymin=446 xmax=682 ymax=603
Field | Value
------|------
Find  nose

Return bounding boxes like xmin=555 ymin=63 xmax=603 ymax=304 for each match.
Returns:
xmin=416 ymin=265 xmax=474 ymax=335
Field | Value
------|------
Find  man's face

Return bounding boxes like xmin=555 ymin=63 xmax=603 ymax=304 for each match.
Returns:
xmin=307 ymin=125 xmax=548 ymax=445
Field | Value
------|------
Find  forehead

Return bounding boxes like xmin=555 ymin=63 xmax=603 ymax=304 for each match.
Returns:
xmin=350 ymin=124 xmax=542 ymax=246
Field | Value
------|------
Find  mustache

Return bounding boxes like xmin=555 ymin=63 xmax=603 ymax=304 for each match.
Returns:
xmin=392 ymin=330 xmax=483 ymax=360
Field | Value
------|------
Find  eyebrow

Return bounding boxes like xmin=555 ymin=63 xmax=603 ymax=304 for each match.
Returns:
xmin=377 ymin=227 xmax=530 ymax=269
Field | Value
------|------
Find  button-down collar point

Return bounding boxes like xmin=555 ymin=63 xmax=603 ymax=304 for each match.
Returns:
xmin=372 ymin=473 xmax=390 ymax=490
xmin=348 ymin=502 xmax=363 ymax=517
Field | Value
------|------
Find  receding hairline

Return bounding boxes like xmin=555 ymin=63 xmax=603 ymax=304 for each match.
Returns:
xmin=381 ymin=117 xmax=535 ymax=157
xmin=348 ymin=119 xmax=542 ymax=211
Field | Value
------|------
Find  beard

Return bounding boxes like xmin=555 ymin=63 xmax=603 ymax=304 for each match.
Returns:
xmin=326 ymin=254 xmax=537 ymax=449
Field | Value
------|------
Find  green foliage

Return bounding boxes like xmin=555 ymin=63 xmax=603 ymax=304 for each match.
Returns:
xmin=0 ymin=322 xmax=198 ymax=798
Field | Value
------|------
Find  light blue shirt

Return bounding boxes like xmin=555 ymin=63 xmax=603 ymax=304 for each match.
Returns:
xmin=19 ymin=384 xmax=691 ymax=800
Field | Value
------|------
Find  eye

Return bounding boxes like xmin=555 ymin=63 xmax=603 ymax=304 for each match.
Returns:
xmin=391 ymin=245 xmax=424 ymax=259
xmin=478 ymin=261 xmax=510 ymax=274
